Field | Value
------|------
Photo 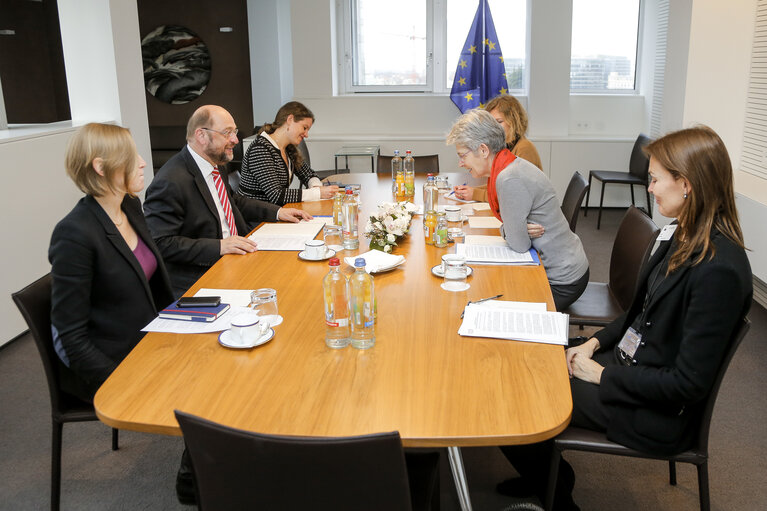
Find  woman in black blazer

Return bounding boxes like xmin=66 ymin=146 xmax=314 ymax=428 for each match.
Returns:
xmin=498 ymin=126 xmax=752 ymax=510
xmin=49 ymin=123 xmax=174 ymax=402
xmin=237 ymin=101 xmax=339 ymax=205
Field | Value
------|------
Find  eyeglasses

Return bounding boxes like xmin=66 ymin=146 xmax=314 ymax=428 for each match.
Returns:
xmin=202 ymin=127 xmax=239 ymax=138
xmin=457 ymin=149 xmax=473 ymax=162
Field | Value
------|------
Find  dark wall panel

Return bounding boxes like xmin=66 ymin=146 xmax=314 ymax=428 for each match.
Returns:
xmin=137 ymin=0 xmax=253 ymax=133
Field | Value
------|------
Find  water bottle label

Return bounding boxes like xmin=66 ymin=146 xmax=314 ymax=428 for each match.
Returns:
xmin=326 ymin=318 xmax=349 ymax=327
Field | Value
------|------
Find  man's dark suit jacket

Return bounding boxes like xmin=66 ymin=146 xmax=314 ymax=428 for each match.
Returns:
xmin=143 ymin=146 xmax=280 ymax=296
xmin=49 ymin=195 xmax=174 ymax=400
xmin=593 ymin=227 xmax=752 ymax=455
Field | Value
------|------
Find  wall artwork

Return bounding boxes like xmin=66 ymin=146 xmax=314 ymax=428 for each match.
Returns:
xmin=142 ymin=25 xmax=211 ymax=104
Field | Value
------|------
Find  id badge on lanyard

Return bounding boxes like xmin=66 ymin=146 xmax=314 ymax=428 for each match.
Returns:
xmin=618 ymin=327 xmax=642 ymax=360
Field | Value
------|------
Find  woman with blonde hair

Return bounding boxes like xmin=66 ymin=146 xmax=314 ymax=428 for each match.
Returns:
xmin=498 ymin=126 xmax=752 ymax=510
xmin=49 ymin=123 xmax=173 ymax=401
xmin=453 ymin=94 xmax=542 ymax=202
xmin=237 ymin=101 xmax=339 ymax=205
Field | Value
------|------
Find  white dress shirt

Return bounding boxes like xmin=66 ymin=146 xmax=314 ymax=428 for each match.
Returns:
xmin=187 ymin=144 xmax=234 ymax=238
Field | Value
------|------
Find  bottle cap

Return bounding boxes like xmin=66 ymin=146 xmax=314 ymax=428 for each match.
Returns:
xmin=427 ymin=173 xmax=433 ymax=177
xmin=345 ymin=188 xmax=353 ymax=194
xmin=328 ymin=257 xmax=340 ymax=266
xmin=406 ymin=150 xmax=412 ymax=154
xmin=354 ymin=258 xmax=366 ymax=267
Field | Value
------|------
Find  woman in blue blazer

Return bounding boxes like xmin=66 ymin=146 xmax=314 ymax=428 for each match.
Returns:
xmin=49 ymin=123 xmax=174 ymax=402
xmin=499 ymin=126 xmax=752 ymax=510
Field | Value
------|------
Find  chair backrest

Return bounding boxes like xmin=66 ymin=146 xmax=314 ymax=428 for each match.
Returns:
xmin=175 ymin=411 xmax=413 ymax=511
xmin=628 ymin=133 xmax=652 ymax=181
xmin=377 ymin=154 xmax=440 ymax=174
xmin=560 ymin=171 xmax=589 ymax=232
xmin=11 ymin=274 xmax=65 ymax=412
xmin=695 ymin=316 xmax=750 ymax=453
xmin=608 ymin=206 xmax=660 ymax=310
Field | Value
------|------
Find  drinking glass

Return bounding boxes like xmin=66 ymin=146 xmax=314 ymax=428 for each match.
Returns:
xmin=323 ymin=224 xmax=344 ymax=251
xmin=251 ymin=288 xmax=282 ymax=326
xmin=441 ymin=254 xmax=470 ymax=292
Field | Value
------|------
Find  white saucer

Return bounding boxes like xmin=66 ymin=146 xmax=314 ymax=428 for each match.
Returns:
xmin=258 ymin=314 xmax=283 ymax=327
xmin=218 ymin=328 xmax=275 ymax=349
xmin=441 ymin=282 xmax=470 ymax=292
xmin=298 ymin=248 xmax=336 ymax=261
xmin=431 ymin=264 xmax=474 ymax=278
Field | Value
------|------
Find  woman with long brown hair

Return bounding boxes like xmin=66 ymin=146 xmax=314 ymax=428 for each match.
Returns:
xmin=237 ymin=101 xmax=338 ymax=205
xmin=498 ymin=126 xmax=752 ymax=510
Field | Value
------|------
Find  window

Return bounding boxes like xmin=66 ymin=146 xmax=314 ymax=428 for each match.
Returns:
xmin=570 ymin=0 xmax=641 ymax=93
xmin=339 ymin=0 xmax=527 ymax=94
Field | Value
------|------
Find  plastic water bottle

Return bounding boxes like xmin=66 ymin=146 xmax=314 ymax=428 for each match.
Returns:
xmin=403 ymin=150 xmax=415 ymax=199
xmin=342 ymin=188 xmax=359 ymax=250
xmin=323 ymin=257 xmax=350 ymax=349
xmin=350 ymin=258 xmax=375 ymax=349
xmin=391 ymin=150 xmax=403 ymax=195
xmin=423 ymin=173 xmax=438 ymax=213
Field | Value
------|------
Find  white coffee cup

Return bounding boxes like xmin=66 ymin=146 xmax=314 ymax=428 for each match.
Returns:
xmin=445 ymin=206 xmax=462 ymax=222
xmin=305 ymin=240 xmax=327 ymax=259
xmin=230 ymin=312 xmax=268 ymax=345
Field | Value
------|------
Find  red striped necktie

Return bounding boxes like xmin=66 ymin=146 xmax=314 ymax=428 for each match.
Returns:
xmin=211 ymin=167 xmax=238 ymax=237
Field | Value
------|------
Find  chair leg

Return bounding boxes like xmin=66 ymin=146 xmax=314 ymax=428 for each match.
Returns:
xmin=584 ymin=174 xmax=593 ymax=217
xmin=112 ymin=428 xmax=119 ymax=451
xmin=51 ymin=419 xmax=63 ymax=511
xmin=630 ymin=184 xmax=636 ymax=206
xmin=668 ymin=460 xmax=677 ymax=485
xmin=597 ymin=181 xmax=606 ymax=229
xmin=544 ymin=447 xmax=561 ymax=511
xmin=697 ymin=462 xmax=710 ymax=511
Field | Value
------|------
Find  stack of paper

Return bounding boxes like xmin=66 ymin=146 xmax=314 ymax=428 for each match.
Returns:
xmin=467 ymin=216 xmax=502 ymax=229
xmin=458 ymin=300 xmax=568 ymax=346
xmin=248 ymin=218 xmax=327 ymax=250
xmin=472 ymin=203 xmax=491 ymax=212
xmin=142 ymin=288 xmax=255 ymax=334
xmin=344 ymin=250 xmax=405 ymax=273
xmin=456 ymin=236 xmax=540 ymax=265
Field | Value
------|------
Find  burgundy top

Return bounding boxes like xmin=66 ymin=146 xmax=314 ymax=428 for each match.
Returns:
xmin=133 ymin=236 xmax=157 ymax=281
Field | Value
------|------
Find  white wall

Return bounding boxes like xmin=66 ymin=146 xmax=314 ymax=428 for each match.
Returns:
xmin=1 ymin=130 xmax=80 ymax=344
xmin=680 ymin=0 xmax=767 ymax=281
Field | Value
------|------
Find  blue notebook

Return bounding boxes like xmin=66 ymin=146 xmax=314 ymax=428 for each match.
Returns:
xmin=159 ymin=300 xmax=231 ymax=322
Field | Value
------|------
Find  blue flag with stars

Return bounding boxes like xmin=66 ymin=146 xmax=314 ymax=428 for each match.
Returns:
xmin=450 ymin=0 xmax=508 ymax=113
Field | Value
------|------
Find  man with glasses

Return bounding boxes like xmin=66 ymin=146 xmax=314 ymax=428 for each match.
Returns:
xmin=144 ymin=104 xmax=311 ymax=298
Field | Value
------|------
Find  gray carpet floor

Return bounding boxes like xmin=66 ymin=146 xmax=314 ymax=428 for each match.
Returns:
xmin=1 ymin=208 xmax=765 ymax=510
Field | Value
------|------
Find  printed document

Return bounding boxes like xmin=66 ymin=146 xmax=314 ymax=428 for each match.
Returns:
xmin=459 ymin=301 xmax=568 ymax=345
xmin=248 ymin=217 xmax=327 ymax=250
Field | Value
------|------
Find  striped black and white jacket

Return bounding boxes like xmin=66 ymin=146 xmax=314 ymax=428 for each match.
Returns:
xmin=237 ymin=133 xmax=319 ymax=205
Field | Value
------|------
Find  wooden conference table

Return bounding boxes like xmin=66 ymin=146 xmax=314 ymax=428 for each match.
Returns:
xmin=95 ymin=172 xmax=572 ymax=509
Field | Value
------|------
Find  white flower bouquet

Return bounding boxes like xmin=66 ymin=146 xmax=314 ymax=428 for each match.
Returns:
xmin=363 ymin=201 xmax=418 ymax=253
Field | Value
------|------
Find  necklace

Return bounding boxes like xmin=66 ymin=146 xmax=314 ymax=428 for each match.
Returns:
xmin=110 ymin=210 xmax=125 ymax=227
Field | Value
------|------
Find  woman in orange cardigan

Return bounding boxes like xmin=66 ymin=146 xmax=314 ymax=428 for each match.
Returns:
xmin=452 ymin=94 xmax=542 ymax=202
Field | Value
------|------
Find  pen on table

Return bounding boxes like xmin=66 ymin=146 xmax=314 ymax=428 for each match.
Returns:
xmin=448 ymin=183 xmax=467 ymax=197
xmin=460 ymin=294 xmax=503 ymax=318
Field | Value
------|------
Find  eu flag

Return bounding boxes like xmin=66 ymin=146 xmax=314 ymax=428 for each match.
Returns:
xmin=450 ymin=0 xmax=508 ymax=113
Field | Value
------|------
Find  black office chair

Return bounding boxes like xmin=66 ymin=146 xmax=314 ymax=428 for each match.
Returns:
xmin=564 ymin=206 xmax=659 ymax=326
xmin=12 ymin=274 xmax=119 ymax=511
xmin=377 ymin=154 xmax=440 ymax=174
xmin=584 ymin=134 xmax=652 ymax=229
xmin=544 ymin=317 xmax=751 ymax=511
xmin=560 ymin=171 xmax=589 ymax=233
xmin=175 ymin=410 xmax=439 ymax=511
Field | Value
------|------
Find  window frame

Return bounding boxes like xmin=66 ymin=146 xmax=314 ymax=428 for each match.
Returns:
xmin=569 ymin=0 xmax=645 ymax=95
xmin=336 ymin=0 xmax=527 ymax=96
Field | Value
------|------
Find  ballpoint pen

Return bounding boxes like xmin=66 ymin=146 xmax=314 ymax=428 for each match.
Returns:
xmin=447 ymin=183 xmax=468 ymax=197
xmin=460 ymin=294 xmax=503 ymax=318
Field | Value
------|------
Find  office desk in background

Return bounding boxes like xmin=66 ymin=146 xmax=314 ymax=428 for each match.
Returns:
xmin=94 ymin=173 xmax=572 ymax=509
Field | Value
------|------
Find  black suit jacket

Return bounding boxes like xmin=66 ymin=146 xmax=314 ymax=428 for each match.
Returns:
xmin=49 ymin=195 xmax=174 ymax=399
xmin=143 ymin=146 xmax=280 ymax=296
xmin=593 ymin=227 xmax=752 ymax=455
